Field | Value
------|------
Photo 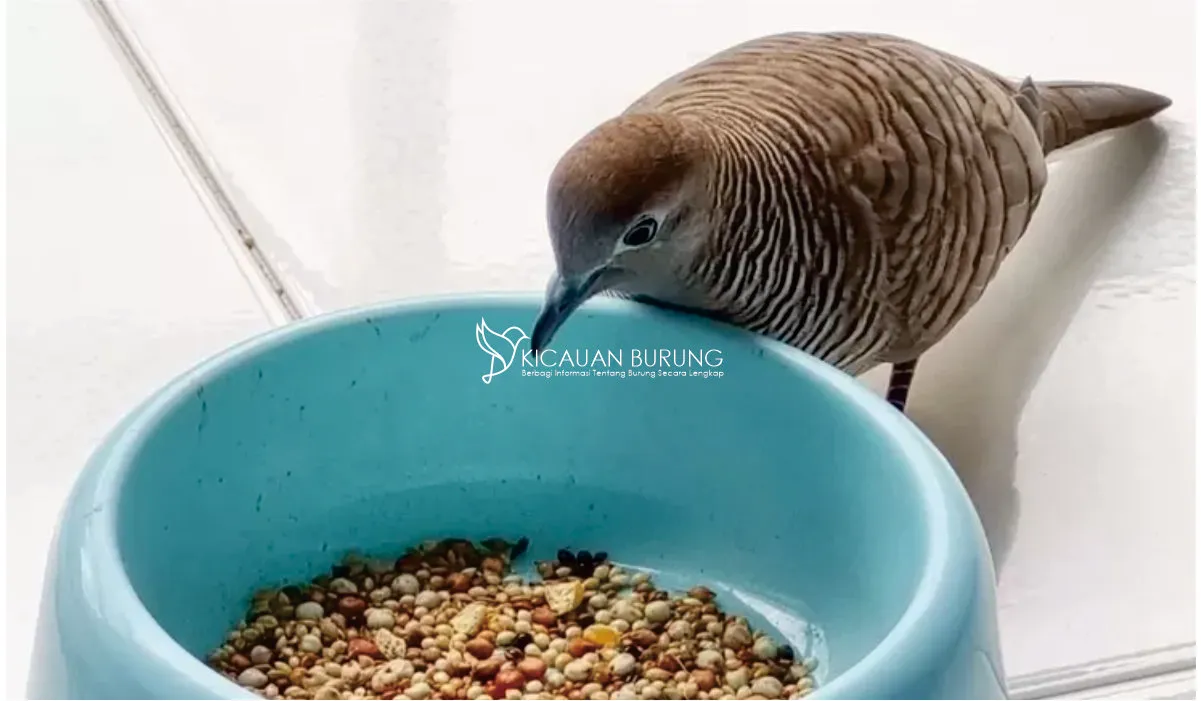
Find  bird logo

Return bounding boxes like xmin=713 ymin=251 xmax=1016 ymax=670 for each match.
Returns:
xmin=475 ymin=318 xmax=530 ymax=384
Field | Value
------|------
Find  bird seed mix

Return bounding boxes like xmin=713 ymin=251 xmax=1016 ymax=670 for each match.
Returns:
xmin=207 ymin=538 xmax=817 ymax=700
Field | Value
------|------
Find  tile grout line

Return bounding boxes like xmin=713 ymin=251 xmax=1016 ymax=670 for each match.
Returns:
xmin=81 ymin=0 xmax=306 ymax=326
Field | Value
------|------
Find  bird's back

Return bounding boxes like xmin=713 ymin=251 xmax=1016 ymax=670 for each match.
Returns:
xmin=622 ymin=31 xmax=1050 ymax=367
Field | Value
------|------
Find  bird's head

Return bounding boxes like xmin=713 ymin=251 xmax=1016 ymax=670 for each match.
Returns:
xmin=531 ymin=111 xmax=711 ymax=353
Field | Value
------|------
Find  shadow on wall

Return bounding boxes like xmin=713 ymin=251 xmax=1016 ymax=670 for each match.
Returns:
xmin=907 ymin=121 xmax=1171 ymax=572
xmin=352 ymin=0 xmax=454 ymax=302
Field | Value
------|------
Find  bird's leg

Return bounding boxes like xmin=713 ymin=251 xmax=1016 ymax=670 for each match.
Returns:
xmin=886 ymin=358 xmax=919 ymax=413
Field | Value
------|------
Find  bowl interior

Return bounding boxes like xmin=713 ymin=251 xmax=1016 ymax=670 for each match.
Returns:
xmin=114 ymin=297 xmax=934 ymax=687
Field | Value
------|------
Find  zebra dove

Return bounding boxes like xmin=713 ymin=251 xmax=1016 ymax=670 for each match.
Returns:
xmin=529 ymin=31 xmax=1171 ymax=411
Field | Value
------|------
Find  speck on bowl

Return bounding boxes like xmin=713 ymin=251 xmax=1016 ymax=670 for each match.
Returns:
xmin=28 ymin=294 xmax=1005 ymax=700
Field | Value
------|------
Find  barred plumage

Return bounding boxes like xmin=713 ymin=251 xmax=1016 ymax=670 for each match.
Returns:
xmin=531 ymin=31 xmax=1171 ymax=411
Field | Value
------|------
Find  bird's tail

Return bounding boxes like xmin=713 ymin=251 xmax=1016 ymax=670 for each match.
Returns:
xmin=1034 ymin=80 xmax=1172 ymax=153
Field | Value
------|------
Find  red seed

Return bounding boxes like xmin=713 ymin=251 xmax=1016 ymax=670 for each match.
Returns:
xmin=693 ymin=669 xmax=717 ymax=691
xmin=490 ymin=669 xmax=526 ymax=698
xmin=516 ymin=657 xmax=547 ymax=680
xmin=347 ymin=638 xmax=380 ymax=659
xmin=465 ymin=637 xmax=495 ymax=660
xmin=531 ymin=607 xmax=558 ymax=628
xmin=338 ymin=596 xmax=367 ymax=619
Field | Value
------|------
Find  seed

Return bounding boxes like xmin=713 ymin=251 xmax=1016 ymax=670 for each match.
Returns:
xmin=407 ymin=681 xmax=432 ymax=700
xmin=644 ymin=601 xmax=671 ymax=624
xmin=609 ymin=652 xmax=638 ymax=678
xmin=722 ymin=624 xmax=753 ymax=650
xmin=726 ymin=667 xmax=750 ymax=691
xmin=474 ymin=659 xmax=501 ymax=680
xmin=414 ymin=590 xmax=440 ymax=609
xmin=465 ymin=638 xmax=494 ymax=660
xmin=238 ymin=668 xmax=269 ymax=689
xmin=517 ymin=657 xmax=547 ymax=680
xmin=447 ymin=572 xmax=473 ymax=593
xmin=348 ymin=638 xmax=380 ymax=659
xmin=582 ymin=624 xmax=620 ymax=648
xmin=298 ymin=636 xmax=323 ymax=654
xmin=493 ymin=668 xmax=526 ymax=696
xmin=691 ymin=669 xmax=717 ymax=692
xmin=337 ymin=597 xmax=367 ymax=620
xmin=249 ymin=645 xmax=274 ymax=665
xmin=694 ymin=650 xmax=723 ymax=670
xmin=295 ymin=602 xmax=324 ymax=621
xmin=366 ymin=609 xmax=395 ymax=630
xmin=752 ymin=636 xmax=778 ymax=660
xmin=496 ymin=631 xmax=516 ymax=646
xmin=391 ymin=574 xmax=420 ymax=596
xmin=531 ymin=607 xmax=558 ymax=628
xmin=568 ymin=637 xmax=599 ymax=658
xmin=751 ymin=677 xmax=784 ymax=697
xmin=564 ymin=659 xmax=593 ymax=682
xmin=328 ymin=578 xmax=358 ymax=595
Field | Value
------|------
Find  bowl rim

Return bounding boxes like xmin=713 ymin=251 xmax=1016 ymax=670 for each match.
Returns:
xmin=56 ymin=291 xmax=981 ymax=699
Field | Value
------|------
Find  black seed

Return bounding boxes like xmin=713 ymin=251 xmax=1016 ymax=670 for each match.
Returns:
xmin=593 ymin=551 xmax=609 ymax=564
xmin=556 ymin=549 xmax=576 ymax=566
xmin=576 ymin=612 xmax=595 ymax=628
xmin=512 ymin=632 xmax=533 ymax=649
xmin=778 ymin=644 xmax=795 ymax=661
xmin=511 ymin=537 xmax=530 ymax=559
xmin=331 ymin=564 xmax=350 ymax=578
xmin=577 ymin=550 xmax=592 ymax=565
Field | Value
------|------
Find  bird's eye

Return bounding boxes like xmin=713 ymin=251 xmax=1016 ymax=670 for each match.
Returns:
xmin=622 ymin=219 xmax=658 ymax=247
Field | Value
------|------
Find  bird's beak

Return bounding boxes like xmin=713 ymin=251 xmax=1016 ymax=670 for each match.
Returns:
xmin=530 ymin=267 xmax=610 ymax=354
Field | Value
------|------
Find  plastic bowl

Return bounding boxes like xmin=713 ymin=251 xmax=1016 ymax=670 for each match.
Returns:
xmin=28 ymin=294 xmax=1005 ymax=699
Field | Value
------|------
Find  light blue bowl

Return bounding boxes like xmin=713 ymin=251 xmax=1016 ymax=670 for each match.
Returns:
xmin=28 ymin=294 xmax=1005 ymax=700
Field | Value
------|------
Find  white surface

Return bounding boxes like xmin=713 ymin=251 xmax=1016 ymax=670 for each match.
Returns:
xmin=5 ymin=1 xmax=275 ymax=697
xmin=15 ymin=0 xmax=1198 ymax=694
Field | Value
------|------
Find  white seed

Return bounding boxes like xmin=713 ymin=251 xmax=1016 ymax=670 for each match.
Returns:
xmin=237 ymin=668 xmax=269 ymax=689
xmin=593 ymin=565 xmax=611 ymax=580
xmin=328 ymin=578 xmax=358 ymax=595
xmin=407 ymin=681 xmax=432 ymax=699
xmin=612 ymin=601 xmax=639 ymax=623
xmin=644 ymin=601 xmax=671 ymax=624
xmin=414 ymin=590 xmax=440 ymax=609
xmin=609 ymin=652 xmax=637 ymax=678
xmin=533 ymin=633 xmax=551 ymax=649
xmin=514 ymin=620 xmax=532 ymax=635
xmin=750 ymin=677 xmax=783 ymax=697
xmin=589 ymin=593 xmax=608 ymax=609
xmin=631 ymin=573 xmax=650 ymax=585
xmin=564 ymin=658 xmax=593 ymax=682
xmin=594 ymin=610 xmax=614 ymax=624
xmin=249 ymin=645 xmax=273 ymax=665
xmin=695 ymin=649 xmax=723 ymax=670
xmin=611 ymin=619 xmax=630 ymax=633
xmin=667 ymin=620 xmax=691 ymax=640
xmin=545 ymin=669 xmax=566 ymax=689
xmin=525 ymin=680 xmax=544 ymax=693
xmin=752 ymin=636 xmax=778 ymax=661
xmin=366 ymin=609 xmax=396 ymax=630
xmin=299 ymin=635 xmax=323 ymax=654
xmin=295 ymin=602 xmax=324 ymax=621
xmin=496 ymin=630 xmax=516 ymax=646
xmin=391 ymin=574 xmax=420 ymax=596
xmin=725 ymin=667 xmax=749 ymax=691
xmin=722 ymin=624 xmax=752 ymax=650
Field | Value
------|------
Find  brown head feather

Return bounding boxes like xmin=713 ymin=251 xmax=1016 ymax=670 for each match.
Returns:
xmin=546 ymin=112 xmax=701 ymax=236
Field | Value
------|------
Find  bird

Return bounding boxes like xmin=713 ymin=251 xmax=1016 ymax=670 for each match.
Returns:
xmin=528 ymin=31 xmax=1171 ymax=412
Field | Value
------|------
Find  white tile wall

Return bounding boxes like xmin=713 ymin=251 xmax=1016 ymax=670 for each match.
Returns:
xmin=8 ymin=0 xmax=1195 ymax=695
xmin=6 ymin=2 xmax=276 ymax=696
